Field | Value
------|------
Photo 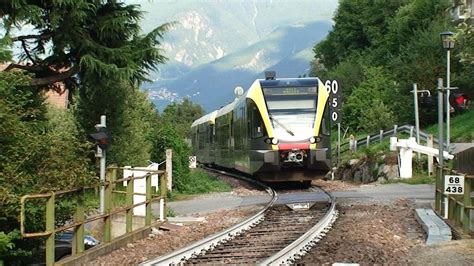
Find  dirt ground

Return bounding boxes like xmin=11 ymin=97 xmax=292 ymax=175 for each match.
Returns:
xmin=92 ymin=207 xmax=260 ymax=265
xmin=299 ymin=199 xmax=425 ymax=264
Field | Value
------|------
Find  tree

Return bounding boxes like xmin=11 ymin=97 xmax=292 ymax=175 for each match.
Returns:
xmin=1 ymin=1 xmax=169 ymax=92
xmin=161 ymin=98 xmax=205 ymax=138
xmin=314 ymin=0 xmax=404 ymax=70
xmin=343 ymin=66 xmax=399 ymax=131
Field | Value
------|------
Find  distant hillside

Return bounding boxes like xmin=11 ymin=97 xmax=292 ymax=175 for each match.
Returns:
xmin=145 ymin=20 xmax=332 ymax=111
xmin=128 ymin=0 xmax=337 ymax=81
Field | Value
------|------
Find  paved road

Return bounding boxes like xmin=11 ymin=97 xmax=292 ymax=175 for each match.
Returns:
xmin=161 ymin=184 xmax=435 ymax=216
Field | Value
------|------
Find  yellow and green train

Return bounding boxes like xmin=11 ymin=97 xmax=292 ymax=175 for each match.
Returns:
xmin=190 ymin=75 xmax=331 ymax=183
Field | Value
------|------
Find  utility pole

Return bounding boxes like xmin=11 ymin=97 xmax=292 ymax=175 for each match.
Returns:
xmin=412 ymin=83 xmax=421 ymax=160
xmin=437 ymin=78 xmax=446 ymax=218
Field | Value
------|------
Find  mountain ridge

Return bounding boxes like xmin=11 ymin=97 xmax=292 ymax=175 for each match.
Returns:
xmin=145 ymin=20 xmax=332 ymax=111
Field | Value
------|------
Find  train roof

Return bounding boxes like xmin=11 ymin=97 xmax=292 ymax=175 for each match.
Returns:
xmin=190 ymin=77 xmax=321 ymax=128
xmin=258 ymin=77 xmax=319 ymax=87
xmin=191 ymin=110 xmax=218 ymax=127
xmin=216 ymin=98 xmax=240 ymax=117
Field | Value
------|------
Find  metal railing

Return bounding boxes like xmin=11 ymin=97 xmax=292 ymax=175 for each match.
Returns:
xmin=20 ymin=166 xmax=168 ymax=266
xmin=434 ymin=165 xmax=474 ymax=233
xmin=336 ymin=124 xmax=445 ymax=155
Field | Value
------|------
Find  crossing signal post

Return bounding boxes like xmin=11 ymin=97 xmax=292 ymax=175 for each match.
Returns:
xmin=88 ymin=115 xmax=108 ymax=214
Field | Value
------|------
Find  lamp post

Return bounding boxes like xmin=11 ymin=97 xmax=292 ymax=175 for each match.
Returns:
xmin=440 ymin=31 xmax=455 ymax=150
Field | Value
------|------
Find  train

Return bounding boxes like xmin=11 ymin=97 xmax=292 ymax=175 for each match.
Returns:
xmin=190 ymin=72 xmax=331 ymax=183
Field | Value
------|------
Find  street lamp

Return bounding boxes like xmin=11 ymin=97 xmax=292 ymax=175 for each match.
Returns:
xmin=440 ymin=31 xmax=455 ymax=150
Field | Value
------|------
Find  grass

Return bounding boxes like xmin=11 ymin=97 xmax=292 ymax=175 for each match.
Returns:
xmin=168 ymin=169 xmax=232 ymax=201
xmin=382 ymin=171 xmax=435 ymax=185
xmin=425 ymin=109 xmax=474 ymax=142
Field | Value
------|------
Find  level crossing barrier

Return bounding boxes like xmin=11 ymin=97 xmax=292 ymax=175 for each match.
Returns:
xmin=19 ymin=166 xmax=168 ymax=266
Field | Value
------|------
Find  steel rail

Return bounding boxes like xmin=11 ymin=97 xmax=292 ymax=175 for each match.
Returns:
xmin=140 ymin=168 xmax=277 ymax=266
xmin=259 ymin=187 xmax=338 ymax=265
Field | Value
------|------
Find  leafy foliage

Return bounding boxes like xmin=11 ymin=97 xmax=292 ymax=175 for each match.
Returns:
xmin=161 ymin=98 xmax=205 ymax=138
xmin=343 ymin=67 xmax=398 ymax=131
xmin=455 ymin=22 xmax=474 ymax=64
xmin=0 ymin=70 xmax=94 ymax=262
xmin=1 ymin=0 xmax=170 ymax=88
xmin=312 ymin=0 xmax=474 ymax=132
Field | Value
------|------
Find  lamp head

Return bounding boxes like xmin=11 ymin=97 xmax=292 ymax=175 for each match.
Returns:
xmin=440 ymin=31 xmax=455 ymax=49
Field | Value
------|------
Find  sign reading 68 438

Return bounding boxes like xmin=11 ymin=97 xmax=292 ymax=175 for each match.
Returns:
xmin=325 ymin=80 xmax=342 ymax=123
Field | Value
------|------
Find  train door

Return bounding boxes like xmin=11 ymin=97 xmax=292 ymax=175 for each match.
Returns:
xmin=208 ymin=123 xmax=216 ymax=163
xmin=247 ymin=99 xmax=267 ymax=173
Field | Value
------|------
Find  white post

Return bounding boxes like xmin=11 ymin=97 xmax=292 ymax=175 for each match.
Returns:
xmin=393 ymin=125 xmax=398 ymax=137
xmin=366 ymin=135 xmax=370 ymax=148
xmin=410 ymin=126 xmax=414 ymax=138
xmin=398 ymin=139 xmax=413 ymax=179
xmin=159 ymin=198 xmax=165 ymax=221
xmin=446 ymin=48 xmax=451 ymax=151
xmin=427 ymin=134 xmax=434 ymax=176
xmin=166 ymin=149 xmax=173 ymax=191
xmin=99 ymin=115 xmax=106 ymax=214
xmin=379 ymin=130 xmax=383 ymax=142
xmin=414 ymin=84 xmax=421 ymax=161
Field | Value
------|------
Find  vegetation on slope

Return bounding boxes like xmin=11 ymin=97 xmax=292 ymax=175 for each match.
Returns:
xmin=312 ymin=0 xmax=474 ymax=132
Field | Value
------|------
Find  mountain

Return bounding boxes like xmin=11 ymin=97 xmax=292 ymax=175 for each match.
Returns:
xmin=129 ymin=0 xmax=337 ymax=79
xmin=144 ymin=20 xmax=332 ymax=111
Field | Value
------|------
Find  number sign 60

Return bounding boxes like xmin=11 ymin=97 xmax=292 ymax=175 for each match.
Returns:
xmin=325 ymin=80 xmax=339 ymax=95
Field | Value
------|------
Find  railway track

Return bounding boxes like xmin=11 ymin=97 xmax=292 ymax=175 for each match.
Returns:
xmin=141 ymin=169 xmax=337 ymax=265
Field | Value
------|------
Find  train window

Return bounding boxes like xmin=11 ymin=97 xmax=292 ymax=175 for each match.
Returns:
xmin=251 ymin=106 xmax=264 ymax=138
xmin=198 ymin=126 xmax=206 ymax=149
xmin=263 ymin=87 xmax=317 ymax=136
xmin=209 ymin=124 xmax=214 ymax=143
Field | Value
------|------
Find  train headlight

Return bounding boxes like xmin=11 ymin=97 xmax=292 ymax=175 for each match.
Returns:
xmin=264 ymin=137 xmax=279 ymax=145
xmin=309 ymin=136 xmax=321 ymax=144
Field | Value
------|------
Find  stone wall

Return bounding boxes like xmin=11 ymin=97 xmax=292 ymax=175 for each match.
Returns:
xmin=334 ymin=153 xmax=400 ymax=183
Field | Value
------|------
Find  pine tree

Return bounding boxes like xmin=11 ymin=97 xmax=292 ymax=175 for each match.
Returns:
xmin=1 ymin=0 xmax=169 ymax=90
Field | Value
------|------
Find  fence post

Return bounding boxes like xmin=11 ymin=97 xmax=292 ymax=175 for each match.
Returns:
xmin=393 ymin=125 xmax=398 ymax=137
xmin=410 ymin=126 xmax=414 ymax=138
xmin=366 ymin=135 xmax=370 ymax=148
xmin=379 ymin=130 xmax=383 ymax=142
xmin=349 ymin=135 xmax=355 ymax=153
xmin=145 ymin=172 xmax=152 ymax=226
xmin=45 ymin=193 xmax=55 ymax=266
xmin=160 ymin=173 xmax=168 ymax=220
xmin=126 ymin=173 xmax=134 ymax=233
xmin=463 ymin=176 xmax=472 ymax=233
xmin=104 ymin=168 xmax=113 ymax=242
xmin=73 ymin=190 xmax=85 ymax=254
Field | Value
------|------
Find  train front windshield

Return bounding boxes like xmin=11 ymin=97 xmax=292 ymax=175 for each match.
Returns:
xmin=262 ymin=86 xmax=317 ymax=137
